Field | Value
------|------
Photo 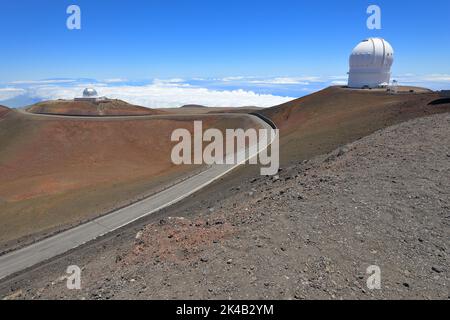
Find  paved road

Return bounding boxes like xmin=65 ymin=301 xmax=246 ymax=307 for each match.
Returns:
xmin=0 ymin=113 xmax=276 ymax=280
xmin=15 ymin=108 xmax=250 ymax=122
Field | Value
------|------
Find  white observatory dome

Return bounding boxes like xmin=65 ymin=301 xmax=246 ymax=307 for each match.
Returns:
xmin=82 ymin=88 xmax=98 ymax=98
xmin=348 ymin=38 xmax=394 ymax=89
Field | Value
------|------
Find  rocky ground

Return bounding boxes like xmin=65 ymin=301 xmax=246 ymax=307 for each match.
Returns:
xmin=1 ymin=113 xmax=449 ymax=300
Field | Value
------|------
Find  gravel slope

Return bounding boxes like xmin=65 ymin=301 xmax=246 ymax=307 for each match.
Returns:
xmin=1 ymin=113 xmax=449 ymax=300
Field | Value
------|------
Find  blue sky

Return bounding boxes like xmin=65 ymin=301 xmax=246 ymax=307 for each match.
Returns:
xmin=1 ymin=0 xmax=449 ymax=107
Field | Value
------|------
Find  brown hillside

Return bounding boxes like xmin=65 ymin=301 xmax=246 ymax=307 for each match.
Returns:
xmin=0 ymin=105 xmax=10 ymax=118
xmin=26 ymin=99 xmax=165 ymax=116
xmin=159 ymin=106 xmax=262 ymax=115
xmin=0 ymin=110 xmax=259 ymax=252
xmin=261 ymin=86 xmax=450 ymax=164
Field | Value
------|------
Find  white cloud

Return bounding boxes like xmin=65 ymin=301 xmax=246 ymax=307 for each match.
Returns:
xmin=394 ymin=74 xmax=450 ymax=83
xmin=249 ymin=76 xmax=323 ymax=85
xmin=7 ymin=73 xmax=449 ymax=109
xmin=153 ymin=78 xmax=185 ymax=84
xmin=151 ymin=78 xmax=188 ymax=87
xmin=328 ymin=75 xmax=348 ymax=81
xmin=103 ymin=78 xmax=128 ymax=83
xmin=24 ymin=82 xmax=294 ymax=108
xmin=221 ymin=76 xmax=248 ymax=82
xmin=390 ymin=74 xmax=450 ymax=90
xmin=0 ymin=87 xmax=26 ymax=100
xmin=10 ymin=79 xmax=76 ymax=85
xmin=421 ymin=74 xmax=450 ymax=82
xmin=331 ymin=80 xmax=347 ymax=85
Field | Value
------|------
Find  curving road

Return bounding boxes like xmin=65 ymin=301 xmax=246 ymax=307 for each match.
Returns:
xmin=0 ymin=113 xmax=276 ymax=280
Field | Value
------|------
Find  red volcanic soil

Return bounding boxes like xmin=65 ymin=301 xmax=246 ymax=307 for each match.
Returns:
xmin=261 ymin=86 xmax=450 ymax=164
xmin=159 ymin=106 xmax=262 ymax=115
xmin=26 ymin=99 xmax=165 ymax=116
xmin=0 ymin=110 xmax=258 ymax=251
xmin=0 ymin=105 xmax=10 ymax=118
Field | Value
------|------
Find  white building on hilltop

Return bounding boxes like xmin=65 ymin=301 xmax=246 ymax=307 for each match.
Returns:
xmin=348 ymin=38 xmax=394 ymax=89
xmin=75 ymin=88 xmax=106 ymax=102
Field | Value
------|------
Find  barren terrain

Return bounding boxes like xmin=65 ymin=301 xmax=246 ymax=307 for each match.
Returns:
xmin=2 ymin=113 xmax=448 ymax=300
xmin=0 ymin=105 xmax=10 ymax=118
xmin=26 ymin=99 xmax=164 ymax=116
xmin=0 ymin=109 xmax=258 ymax=253
xmin=262 ymin=86 xmax=450 ymax=165
xmin=1 ymin=88 xmax=449 ymax=300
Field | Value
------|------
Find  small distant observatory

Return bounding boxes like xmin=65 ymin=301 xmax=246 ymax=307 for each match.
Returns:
xmin=389 ymin=80 xmax=399 ymax=94
xmin=83 ymin=88 xmax=98 ymax=98
xmin=348 ymin=38 xmax=394 ymax=89
xmin=75 ymin=88 xmax=106 ymax=102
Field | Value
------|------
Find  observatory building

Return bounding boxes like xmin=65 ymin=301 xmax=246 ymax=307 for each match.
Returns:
xmin=75 ymin=88 xmax=106 ymax=102
xmin=348 ymin=38 xmax=394 ymax=89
